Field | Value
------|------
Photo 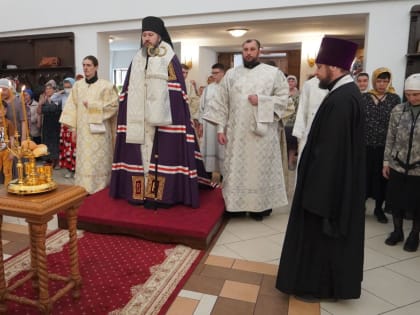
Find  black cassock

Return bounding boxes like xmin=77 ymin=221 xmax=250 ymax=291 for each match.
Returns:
xmin=276 ymin=78 xmax=366 ymax=299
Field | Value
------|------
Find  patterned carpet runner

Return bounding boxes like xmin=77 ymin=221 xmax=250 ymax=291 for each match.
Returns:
xmin=4 ymin=230 xmax=202 ymax=314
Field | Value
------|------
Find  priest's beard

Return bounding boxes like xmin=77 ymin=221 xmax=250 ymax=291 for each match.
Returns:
xmin=318 ymin=68 xmax=334 ymax=89
xmin=142 ymin=39 xmax=161 ymax=56
xmin=243 ymin=56 xmax=260 ymax=69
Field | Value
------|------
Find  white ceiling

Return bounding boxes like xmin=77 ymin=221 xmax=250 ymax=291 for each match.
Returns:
xmin=109 ymin=13 xmax=367 ymax=52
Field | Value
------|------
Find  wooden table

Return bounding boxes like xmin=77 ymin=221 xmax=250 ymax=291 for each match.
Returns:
xmin=0 ymin=185 xmax=87 ymax=314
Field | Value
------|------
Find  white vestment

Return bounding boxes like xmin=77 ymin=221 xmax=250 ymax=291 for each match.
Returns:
xmin=187 ymin=81 xmax=200 ymax=120
xmin=60 ymin=79 xmax=118 ymax=194
xmin=203 ymin=63 xmax=289 ymax=212
xmin=199 ymin=83 xmax=224 ymax=173
xmin=292 ymin=77 xmax=328 ymax=159
xmin=125 ymin=41 xmax=175 ymax=180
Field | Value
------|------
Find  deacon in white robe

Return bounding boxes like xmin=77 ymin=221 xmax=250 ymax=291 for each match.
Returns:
xmin=203 ymin=39 xmax=289 ymax=219
xmin=198 ymin=63 xmax=228 ymax=174
xmin=292 ymin=76 xmax=327 ymax=161
xmin=60 ymin=56 xmax=118 ymax=194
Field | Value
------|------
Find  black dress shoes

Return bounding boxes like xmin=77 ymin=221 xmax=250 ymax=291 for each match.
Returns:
xmin=385 ymin=231 xmax=404 ymax=246
xmin=249 ymin=209 xmax=272 ymax=221
xmin=224 ymin=210 xmax=247 ymax=218
xmin=249 ymin=212 xmax=264 ymax=221
xmin=143 ymin=200 xmax=171 ymax=210
xmin=374 ymin=208 xmax=388 ymax=224
xmin=403 ymin=232 xmax=419 ymax=252
xmin=128 ymin=199 xmax=142 ymax=206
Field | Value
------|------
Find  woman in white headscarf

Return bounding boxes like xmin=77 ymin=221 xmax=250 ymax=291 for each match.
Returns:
xmin=383 ymin=73 xmax=420 ymax=252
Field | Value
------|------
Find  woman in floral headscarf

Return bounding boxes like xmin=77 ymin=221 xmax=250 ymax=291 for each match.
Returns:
xmin=363 ymin=67 xmax=401 ymax=223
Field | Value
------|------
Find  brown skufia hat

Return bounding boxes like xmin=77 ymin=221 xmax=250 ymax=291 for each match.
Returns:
xmin=141 ymin=16 xmax=173 ymax=48
xmin=315 ymin=37 xmax=358 ymax=71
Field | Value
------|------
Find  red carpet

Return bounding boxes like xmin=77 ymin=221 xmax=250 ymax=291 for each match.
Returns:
xmin=58 ymin=187 xmax=225 ymax=249
xmin=5 ymin=230 xmax=203 ymax=314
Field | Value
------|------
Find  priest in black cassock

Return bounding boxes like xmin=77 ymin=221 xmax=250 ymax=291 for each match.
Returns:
xmin=276 ymin=37 xmax=365 ymax=300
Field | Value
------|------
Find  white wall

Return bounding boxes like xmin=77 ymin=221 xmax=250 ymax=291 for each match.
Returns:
xmin=300 ymin=36 xmax=324 ymax=86
xmin=364 ymin=2 xmax=411 ymax=96
xmin=197 ymin=48 xmax=218 ymax=87
xmin=111 ymin=50 xmax=137 ymax=69
xmin=0 ymin=1 xmax=374 ymax=33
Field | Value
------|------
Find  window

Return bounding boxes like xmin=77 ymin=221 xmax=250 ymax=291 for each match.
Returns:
xmin=113 ymin=68 xmax=128 ymax=91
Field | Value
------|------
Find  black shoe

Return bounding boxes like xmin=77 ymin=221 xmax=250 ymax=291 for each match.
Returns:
xmin=224 ymin=210 xmax=247 ymax=218
xmin=261 ymin=209 xmax=273 ymax=217
xmin=128 ymin=199 xmax=142 ymax=206
xmin=385 ymin=231 xmax=404 ymax=246
xmin=249 ymin=209 xmax=272 ymax=221
xmin=403 ymin=232 xmax=419 ymax=252
xmin=374 ymin=208 xmax=388 ymax=224
xmin=143 ymin=200 xmax=172 ymax=210
xmin=249 ymin=212 xmax=264 ymax=221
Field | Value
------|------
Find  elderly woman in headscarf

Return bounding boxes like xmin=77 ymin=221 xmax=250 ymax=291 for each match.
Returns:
xmin=284 ymin=75 xmax=300 ymax=170
xmin=52 ymin=77 xmax=76 ymax=177
xmin=363 ymin=67 xmax=401 ymax=224
xmin=23 ymin=88 xmax=41 ymax=144
xmin=37 ymin=80 xmax=61 ymax=168
xmin=383 ymin=74 xmax=420 ymax=252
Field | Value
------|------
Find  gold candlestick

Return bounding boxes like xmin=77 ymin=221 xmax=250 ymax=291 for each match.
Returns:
xmin=10 ymin=95 xmax=19 ymax=145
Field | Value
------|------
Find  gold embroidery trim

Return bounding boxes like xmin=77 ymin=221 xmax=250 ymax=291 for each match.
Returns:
xmin=168 ymin=63 xmax=177 ymax=81
xmin=131 ymin=176 xmax=145 ymax=200
xmin=145 ymin=174 xmax=166 ymax=200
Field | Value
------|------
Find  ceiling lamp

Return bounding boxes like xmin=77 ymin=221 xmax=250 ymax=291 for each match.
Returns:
xmin=227 ymin=28 xmax=249 ymax=38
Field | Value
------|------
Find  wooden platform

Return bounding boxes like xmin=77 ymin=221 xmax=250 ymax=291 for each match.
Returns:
xmin=58 ymin=188 xmax=225 ymax=249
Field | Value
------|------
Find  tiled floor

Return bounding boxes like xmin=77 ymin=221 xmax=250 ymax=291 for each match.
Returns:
xmin=2 ymin=168 xmax=420 ymax=314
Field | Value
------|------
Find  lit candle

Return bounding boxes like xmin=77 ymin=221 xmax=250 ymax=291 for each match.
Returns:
xmin=20 ymin=85 xmax=30 ymax=141
xmin=0 ymin=88 xmax=7 ymax=142
xmin=10 ymin=93 xmax=18 ymax=143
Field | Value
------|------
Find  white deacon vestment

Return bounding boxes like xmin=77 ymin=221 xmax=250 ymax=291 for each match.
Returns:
xmin=203 ymin=63 xmax=289 ymax=212
xmin=292 ymin=76 xmax=328 ymax=160
xmin=199 ymin=82 xmax=224 ymax=173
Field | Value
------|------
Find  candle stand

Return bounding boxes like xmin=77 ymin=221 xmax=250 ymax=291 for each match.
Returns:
xmin=7 ymin=146 xmax=57 ymax=195
xmin=1 ymin=86 xmax=57 ymax=195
